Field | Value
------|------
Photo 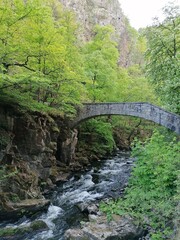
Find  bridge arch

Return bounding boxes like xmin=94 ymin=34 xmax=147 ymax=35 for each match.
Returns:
xmin=70 ymin=102 xmax=180 ymax=135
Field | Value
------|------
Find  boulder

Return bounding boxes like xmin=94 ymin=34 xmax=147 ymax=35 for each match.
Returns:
xmin=0 ymin=198 xmax=50 ymax=220
xmin=65 ymin=213 xmax=144 ymax=240
xmin=0 ymin=220 xmax=48 ymax=240
xmin=65 ymin=229 xmax=89 ymax=240
xmin=87 ymin=204 xmax=99 ymax=215
xmin=76 ymin=203 xmax=99 ymax=214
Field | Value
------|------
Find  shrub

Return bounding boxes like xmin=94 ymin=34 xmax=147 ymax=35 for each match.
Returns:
xmin=100 ymin=131 xmax=180 ymax=239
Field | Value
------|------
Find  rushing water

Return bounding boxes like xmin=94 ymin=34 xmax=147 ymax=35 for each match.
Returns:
xmin=1 ymin=151 xmax=135 ymax=240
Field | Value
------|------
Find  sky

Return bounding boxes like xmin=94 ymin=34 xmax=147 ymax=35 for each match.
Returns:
xmin=119 ymin=0 xmax=180 ymax=29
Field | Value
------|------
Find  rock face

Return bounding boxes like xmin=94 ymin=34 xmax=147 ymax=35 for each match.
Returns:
xmin=0 ymin=103 xmax=77 ymax=219
xmin=0 ymin=104 xmax=59 ymax=192
xmin=59 ymin=0 xmax=131 ymax=66
xmin=56 ymin=127 xmax=78 ymax=166
xmin=0 ymin=198 xmax=50 ymax=220
xmin=65 ymin=213 xmax=144 ymax=240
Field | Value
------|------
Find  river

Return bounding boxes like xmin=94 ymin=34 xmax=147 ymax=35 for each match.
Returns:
xmin=1 ymin=151 xmax=135 ymax=240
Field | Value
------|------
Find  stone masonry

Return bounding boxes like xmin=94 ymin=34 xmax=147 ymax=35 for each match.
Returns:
xmin=71 ymin=102 xmax=180 ymax=135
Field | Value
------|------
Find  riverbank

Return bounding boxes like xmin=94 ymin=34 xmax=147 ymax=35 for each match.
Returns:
xmin=0 ymin=151 xmax=136 ymax=240
xmin=0 ymin=101 xmax=153 ymax=221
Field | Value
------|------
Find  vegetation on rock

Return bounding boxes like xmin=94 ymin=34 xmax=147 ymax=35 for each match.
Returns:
xmin=0 ymin=220 xmax=48 ymax=238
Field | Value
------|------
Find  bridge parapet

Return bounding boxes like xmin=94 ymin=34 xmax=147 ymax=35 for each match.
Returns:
xmin=70 ymin=102 xmax=180 ymax=135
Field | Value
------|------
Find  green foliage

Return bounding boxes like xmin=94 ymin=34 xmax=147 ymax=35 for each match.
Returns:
xmin=122 ymin=18 xmax=147 ymax=66
xmin=77 ymin=118 xmax=116 ymax=157
xmin=0 ymin=165 xmax=18 ymax=182
xmin=0 ymin=0 xmax=157 ymax=116
xmin=0 ymin=220 xmax=47 ymax=237
xmin=0 ymin=0 xmax=86 ymax=114
xmin=0 ymin=228 xmax=17 ymax=237
xmin=111 ymin=65 xmax=158 ymax=103
xmin=30 ymin=220 xmax=48 ymax=231
xmin=100 ymin=131 xmax=180 ymax=239
xmin=83 ymin=25 xmax=119 ymax=102
xmin=9 ymin=193 xmax=20 ymax=203
xmin=145 ymin=2 xmax=180 ymax=114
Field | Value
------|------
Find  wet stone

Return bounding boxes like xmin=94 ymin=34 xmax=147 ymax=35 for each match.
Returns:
xmin=65 ymin=214 xmax=144 ymax=240
xmin=1 ymin=151 xmax=137 ymax=239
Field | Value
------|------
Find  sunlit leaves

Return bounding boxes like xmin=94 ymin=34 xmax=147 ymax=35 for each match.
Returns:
xmin=83 ymin=25 xmax=119 ymax=102
xmin=0 ymin=0 xmax=88 ymax=113
xmin=145 ymin=3 xmax=180 ymax=113
xmin=77 ymin=118 xmax=116 ymax=156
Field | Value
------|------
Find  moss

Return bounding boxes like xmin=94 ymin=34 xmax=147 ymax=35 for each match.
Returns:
xmin=0 ymin=227 xmax=17 ymax=237
xmin=8 ymin=193 xmax=20 ymax=203
xmin=0 ymin=227 xmax=32 ymax=237
xmin=30 ymin=220 xmax=48 ymax=231
xmin=52 ymin=126 xmax=60 ymax=133
xmin=15 ymin=226 xmax=33 ymax=235
xmin=0 ymin=220 xmax=48 ymax=237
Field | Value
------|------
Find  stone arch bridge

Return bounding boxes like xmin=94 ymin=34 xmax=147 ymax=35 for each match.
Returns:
xmin=70 ymin=102 xmax=180 ymax=135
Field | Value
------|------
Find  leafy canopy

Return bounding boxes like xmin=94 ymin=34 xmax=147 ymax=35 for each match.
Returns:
xmin=0 ymin=0 xmax=87 ymax=114
xmin=145 ymin=2 xmax=180 ymax=114
xmin=83 ymin=25 xmax=119 ymax=102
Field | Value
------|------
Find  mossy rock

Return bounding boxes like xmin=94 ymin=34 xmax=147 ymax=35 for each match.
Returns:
xmin=0 ymin=227 xmax=17 ymax=237
xmin=0 ymin=220 xmax=48 ymax=238
xmin=30 ymin=220 xmax=48 ymax=231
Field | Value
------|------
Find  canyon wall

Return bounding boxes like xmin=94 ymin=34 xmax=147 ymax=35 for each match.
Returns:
xmin=0 ymin=103 xmax=78 ymax=219
xmin=59 ymin=0 xmax=132 ymax=66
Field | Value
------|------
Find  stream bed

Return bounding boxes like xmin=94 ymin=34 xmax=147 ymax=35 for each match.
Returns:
xmin=1 ymin=151 xmax=135 ymax=240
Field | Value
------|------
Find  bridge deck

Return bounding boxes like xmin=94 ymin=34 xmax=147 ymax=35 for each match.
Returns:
xmin=70 ymin=102 xmax=180 ymax=135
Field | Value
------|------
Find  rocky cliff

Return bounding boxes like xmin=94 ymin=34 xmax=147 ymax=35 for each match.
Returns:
xmin=0 ymin=103 xmax=79 ymax=219
xmin=59 ymin=0 xmax=132 ymax=66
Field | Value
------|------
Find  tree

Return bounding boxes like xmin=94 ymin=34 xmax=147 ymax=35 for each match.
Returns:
xmin=110 ymin=65 xmax=157 ymax=103
xmin=119 ymin=18 xmax=147 ymax=67
xmin=0 ymin=0 xmax=86 ymax=113
xmin=145 ymin=2 xmax=180 ymax=114
xmin=83 ymin=25 xmax=119 ymax=102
